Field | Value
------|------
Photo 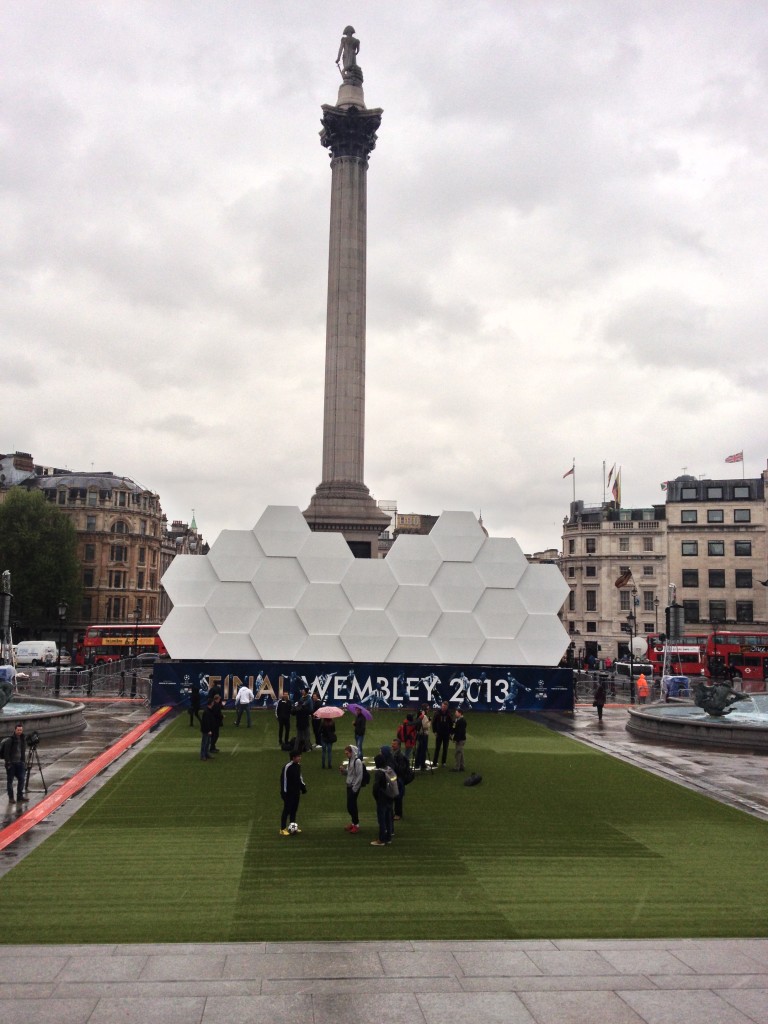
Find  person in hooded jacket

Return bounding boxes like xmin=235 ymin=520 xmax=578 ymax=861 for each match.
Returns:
xmin=342 ymin=744 xmax=363 ymax=833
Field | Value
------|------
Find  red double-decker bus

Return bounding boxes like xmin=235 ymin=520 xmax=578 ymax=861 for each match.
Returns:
xmin=705 ymin=631 xmax=768 ymax=691
xmin=75 ymin=624 xmax=168 ymax=665
xmin=645 ymin=633 xmax=708 ymax=678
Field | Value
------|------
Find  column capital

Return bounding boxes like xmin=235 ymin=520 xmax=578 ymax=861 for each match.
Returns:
xmin=320 ymin=104 xmax=383 ymax=163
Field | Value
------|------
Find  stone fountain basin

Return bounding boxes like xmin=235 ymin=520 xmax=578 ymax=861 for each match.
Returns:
xmin=0 ymin=696 xmax=87 ymax=738
xmin=626 ymin=695 xmax=768 ymax=754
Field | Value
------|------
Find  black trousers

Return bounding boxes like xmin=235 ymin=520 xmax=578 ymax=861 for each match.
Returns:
xmin=281 ymin=794 xmax=300 ymax=829
xmin=278 ymin=718 xmax=291 ymax=745
xmin=434 ymin=734 xmax=450 ymax=765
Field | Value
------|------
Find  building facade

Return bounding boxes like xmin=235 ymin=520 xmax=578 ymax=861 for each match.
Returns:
xmin=665 ymin=471 xmax=768 ymax=629
xmin=560 ymin=500 xmax=668 ymax=664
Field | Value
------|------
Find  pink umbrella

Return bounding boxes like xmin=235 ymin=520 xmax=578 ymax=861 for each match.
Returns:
xmin=347 ymin=703 xmax=373 ymax=721
xmin=313 ymin=705 xmax=344 ymax=719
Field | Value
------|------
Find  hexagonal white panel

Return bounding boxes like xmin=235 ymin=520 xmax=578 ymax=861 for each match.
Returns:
xmin=161 ymin=555 xmax=219 ymax=607
xmin=296 ymin=583 xmax=352 ymax=635
xmin=250 ymin=608 xmax=308 ymax=660
xmin=340 ymin=610 xmax=397 ymax=662
xmin=473 ymin=537 xmax=529 ymax=590
xmin=296 ymin=531 xmax=355 ymax=584
xmin=253 ymin=505 xmax=311 ymax=557
xmin=429 ymin=511 xmax=486 ymax=562
xmin=430 ymin=562 xmax=485 ymax=613
xmin=515 ymin=564 xmax=570 ymax=614
xmin=385 ymin=534 xmax=442 ymax=586
xmin=252 ymin=557 xmax=309 ymax=609
xmin=204 ymin=582 xmax=263 ymax=634
xmin=385 ymin=585 xmax=442 ymax=637
xmin=206 ymin=632 xmax=261 ymax=660
xmin=475 ymin=638 xmax=525 ymax=665
xmin=430 ymin=612 xmax=484 ymax=664
xmin=296 ymin=633 xmax=350 ymax=662
xmin=473 ymin=589 xmax=528 ymax=639
xmin=208 ymin=530 xmax=266 ymax=582
xmin=515 ymin=614 xmax=570 ymax=666
xmin=341 ymin=558 xmax=398 ymax=610
xmin=387 ymin=636 xmax=439 ymax=664
xmin=159 ymin=606 xmax=217 ymax=660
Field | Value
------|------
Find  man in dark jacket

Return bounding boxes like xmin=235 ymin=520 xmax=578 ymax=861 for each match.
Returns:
xmin=370 ymin=753 xmax=395 ymax=846
xmin=390 ymin=738 xmax=410 ymax=820
xmin=276 ymin=693 xmax=292 ymax=746
xmin=200 ymin=698 xmax=215 ymax=760
xmin=293 ymin=688 xmax=313 ymax=754
xmin=450 ymin=707 xmax=467 ymax=772
xmin=279 ymin=751 xmax=307 ymax=835
xmin=431 ymin=701 xmax=453 ymax=768
xmin=2 ymin=723 xmax=27 ymax=803
xmin=210 ymin=694 xmax=224 ymax=753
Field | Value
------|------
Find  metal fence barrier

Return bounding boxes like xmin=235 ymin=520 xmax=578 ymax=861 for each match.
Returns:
xmin=16 ymin=658 xmax=152 ymax=705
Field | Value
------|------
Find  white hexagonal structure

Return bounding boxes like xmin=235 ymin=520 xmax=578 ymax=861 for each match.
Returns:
xmin=208 ymin=529 xmax=266 ymax=583
xmin=160 ymin=505 xmax=571 ymax=668
xmin=430 ymin=612 xmax=485 ymax=663
xmin=340 ymin=610 xmax=397 ymax=662
xmin=515 ymin=563 xmax=570 ymax=614
xmin=385 ymin=534 xmax=442 ymax=586
xmin=161 ymin=554 xmax=219 ymax=607
xmin=473 ymin=589 xmax=528 ymax=639
xmin=250 ymin=608 xmax=308 ymax=661
xmin=473 ymin=537 xmax=529 ymax=590
xmin=296 ymin=583 xmax=352 ymax=635
xmin=429 ymin=511 xmax=486 ymax=562
xmin=296 ymin=532 xmax=355 ymax=584
xmin=430 ymin=562 xmax=485 ymax=613
xmin=341 ymin=558 xmax=398 ymax=610
xmin=252 ymin=505 xmax=311 ymax=557
xmin=252 ymin=557 xmax=309 ymax=609
xmin=160 ymin=606 xmax=217 ymax=659
xmin=204 ymin=582 xmax=263 ymax=634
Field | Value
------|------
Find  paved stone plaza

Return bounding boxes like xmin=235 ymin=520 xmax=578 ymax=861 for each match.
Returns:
xmin=0 ymin=701 xmax=765 ymax=1022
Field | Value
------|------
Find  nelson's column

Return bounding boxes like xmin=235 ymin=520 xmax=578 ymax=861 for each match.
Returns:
xmin=303 ymin=27 xmax=391 ymax=558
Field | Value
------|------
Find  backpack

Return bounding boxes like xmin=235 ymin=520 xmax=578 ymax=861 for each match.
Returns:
xmin=384 ymin=766 xmax=399 ymax=799
xmin=360 ymin=762 xmax=370 ymax=787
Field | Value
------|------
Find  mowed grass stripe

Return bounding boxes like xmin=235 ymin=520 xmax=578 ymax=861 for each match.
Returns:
xmin=0 ymin=709 xmax=765 ymax=942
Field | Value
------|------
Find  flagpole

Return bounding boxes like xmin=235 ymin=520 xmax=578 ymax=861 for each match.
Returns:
xmin=572 ymin=458 xmax=576 ymax=503
xmin=602 ymin=460 xmax=606 ymax=504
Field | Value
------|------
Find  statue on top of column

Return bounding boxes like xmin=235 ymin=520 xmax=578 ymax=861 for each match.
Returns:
xmin=336 ymin=26 xmax=363 ymax=83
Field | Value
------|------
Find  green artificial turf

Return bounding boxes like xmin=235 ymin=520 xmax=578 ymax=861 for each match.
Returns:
xmin=0 ymin=709 xmax=766 ymax=943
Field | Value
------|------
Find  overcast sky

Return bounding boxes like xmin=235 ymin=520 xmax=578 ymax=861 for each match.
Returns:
xmin=3 ymin=1 xmax=767 ymax=554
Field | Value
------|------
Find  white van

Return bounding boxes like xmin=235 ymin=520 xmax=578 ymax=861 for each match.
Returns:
xmin=15 ymin=641 xmax=58 ymax=665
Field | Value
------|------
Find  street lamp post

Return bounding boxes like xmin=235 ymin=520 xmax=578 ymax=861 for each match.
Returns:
xmin=132 ymin=604 xmax=141 ymax=660
xmin=55 ymin=600 xmax=67 ymax=698
xmin=654 ymin=596 xmax=660 ymax=633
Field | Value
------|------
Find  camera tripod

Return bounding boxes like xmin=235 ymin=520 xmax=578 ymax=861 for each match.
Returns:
xmin=24 ymin=740 xmax=47 ymax=796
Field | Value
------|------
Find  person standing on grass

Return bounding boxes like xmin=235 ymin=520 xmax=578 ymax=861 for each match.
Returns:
xmin=210 ymin=693 xmax=224 ymax=753
xmin=450 ymin=707 xmax=467 ymax=772
xmin=279 ymin=750 xmax=307 ymax=835
xmin=342 ymin=744 xmax=363 ymax=833
xmin=200 ymin=698 xmax=215 ymax=761
xmin=593 ymin=680 xmax=606 ymax=722
xmin=276 ymin=692 xmax=292 ymax=747
xmin=234 ymin=681 xmax=254 ymax=727
xmin=353 ymin=708 xmax=367 ymax=757
xmin=396 ymin=713 xmax=418 ymax=765
xmin=319 ymin=716 xmax=337 ymax=768
xmin=370 ymin=753 xmax=395 ymax=846
xmin=414 ymin=704 xmax=430 ymax=770
xmin=431 ymin=701 xmax=453 ymax=768
xmin=188 ymin=682 xmax=201 ymax=727
xmin=293 ymin=688 xmax=313 ymax=754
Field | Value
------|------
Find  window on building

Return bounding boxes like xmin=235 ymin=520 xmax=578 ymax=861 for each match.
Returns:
xmin=707 ymin=509 xmax=724 ymax=523
xmin=151 ymin=551 xmax=157 ymax=566
xmin=138 ymin=547 xmax=146 ymax=565
xmin=586 ymin=538 xmax=596 ymax=553
xmin=110 ymin=544 xmax=127 ymax=562
xmin=619 ymin=537 xmax=629 ymax=551
xmin=58 ymin=489 xmax=66 ymax=505
xmin=81 ymin=597 xmax=92 ymax=620
xmin=568 ymin=539 xmax=575 ymax=553
xmin=568 ymin=590 xmax=575 ymax=610
xmin=87 ymin=489 xmax=98 ymax=506
xmin=734 ymin=509 xmax=751 ymax=523
xmin=682 ymin=570 xmax=699 ymax=587
xmin=620 ymin=591 xmax=630 ymax=611
xmin=568 ymin=566 xmax=575 ymax=577
xmin=643 ymin=622 xmax=654 ymax=632
xmin=642 ymin=592 xmax=654 ymax=612
xmin=641 ymin=509 xmax=654 ymax=521
xmin=83 ymin=569 xmax=94 ymax=588
xmin=140 ymin=520 xmax=147 ymax=535
xmin=735 ymin=570 xmax=753 ymax=588
xmin=586 ymin=590 xmax=597 ymax=611
xmin=568 ymin=621 xmax=575 ymax=633
xmin=708 ymin=541 xmax=725 ymax=556
xmin=681 ymin=487 xmax=697 ymax=500
xmin=683 ymin=600 xmax=700 ymax=623
xmin=108 ymin=570 xmax=127 ymax=589
xmin=643 ymin=537 xmax=654 ymax=551
xmin=585 ymin=565 xmax=596 ymax=577
xmin=84 ymin=543 xmax=95 ymax=561
xmin=150 ymin=572 xmax=156 ymax=588
xmin=586 ymin=622 xmax=597 ymax=633
xmin=681 ymin=509 xmax=697 ymax=523
xmin=137 ymin=571 xmax=145 ymax=590
xmin=111 ymin=521 xmax=128 ymax=535
xmin=117 ymin=491 xmax=127 ymax=507
xmin=733 ymin=485 xmax=750 ymax=499
xmin=86 ymin=515 xmax=96 ymax=531
xmin=709 ymin=600 xmax=727 ymax=623
xmin=707 ymin=486 xmax=723 ymax=499
xmin=736 ymin=601 xmax=754 ymax=623
xmin=643 ymin=565 xmax=654 ymax=576
xmin=735 ymin=541 xmax=752 ymax=556
xmin=682 ymin=541 xmax=698 ymax=556
xmin=708 ymin=570 xmax=725 ymax=588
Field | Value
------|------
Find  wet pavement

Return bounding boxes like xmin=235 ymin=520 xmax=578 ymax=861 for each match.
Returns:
xmin=0 ymin=700 xmax=766 ymax=1023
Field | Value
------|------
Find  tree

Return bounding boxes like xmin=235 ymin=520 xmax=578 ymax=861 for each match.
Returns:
xmin=0 ymin=489 xmax=81 ymax=629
